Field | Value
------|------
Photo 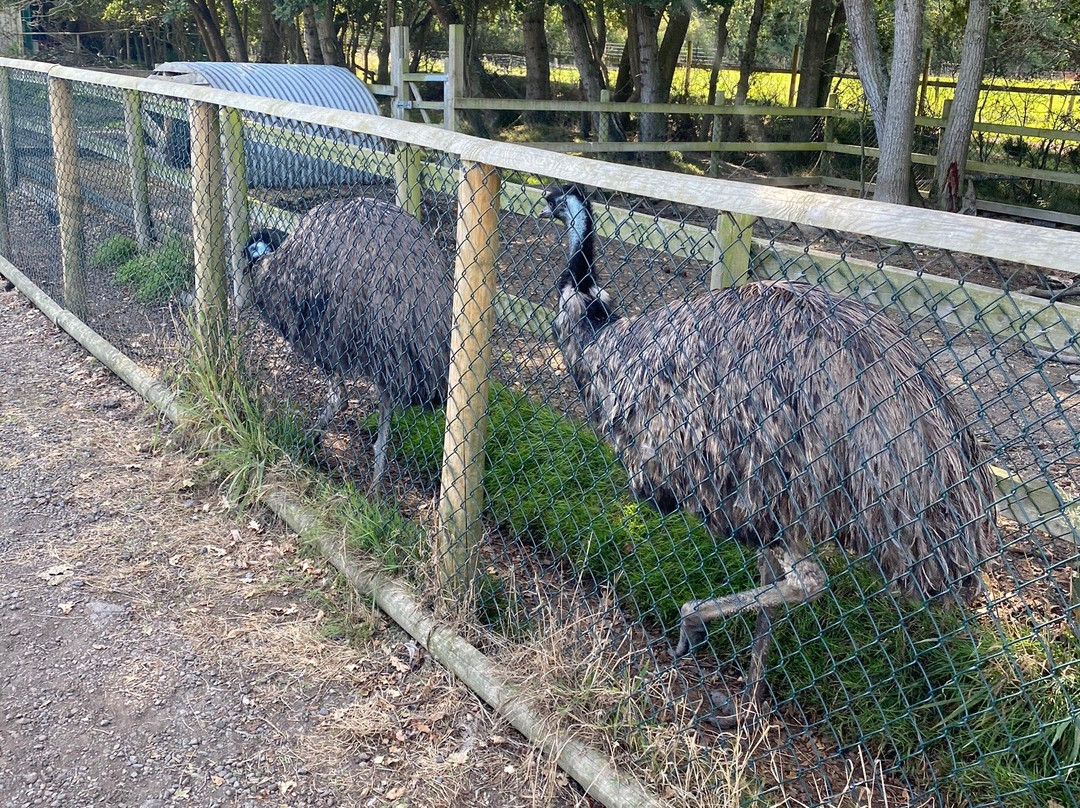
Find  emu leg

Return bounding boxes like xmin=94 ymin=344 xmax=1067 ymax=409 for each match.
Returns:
xmin=369 ymin=389 xmax=394 ymax=490
xmin=745 ymin=548 xmax=783 ymax=715
xmin=675 ymin=547 xmax=826 ymax=659
xmin=314 ymin=377 xmax=348 ymax=434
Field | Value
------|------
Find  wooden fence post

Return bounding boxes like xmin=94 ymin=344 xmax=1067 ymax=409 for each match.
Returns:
xmin=220 ymin=106 xmax=250 ymax=309
xmin=390 ymin=25 xmax=408 ymax=122
xmin=710 ymin=211 xmax=756 ymax=290
xmin=189 ymin=101 xmax=228 ymax=353
xmin=0 ymin=68 xmax=15 ymax=192
xmin=709 ymin=91 xmax=725 ymax=178
xmin=0 ymin=70 xmax=11 ymax=256
xmin=445 ymin=24 xmax=463 ymax=133
xmin=396 ymin=145 xmax=422 ymax=219
xmin=122 ymin=89 xmax=153 ymax=250
xmin=598 ymin=88 xmax=611 ymax=145
xmin=939 ymin=96 xmax=953 ymax=155
xmin=822 ymin=91 xmax=838 ymax=177
xmin=48 ymin=76 xmax=87 ymax=320
xmin=436 ymin=160 xmax=501 ymax=601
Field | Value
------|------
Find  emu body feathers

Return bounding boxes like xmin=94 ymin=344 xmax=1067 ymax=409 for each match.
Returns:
xmin=246 ymin=196 xmax=451 ymax=485
xmin=544 ymin=185 xmax=994 ymax=707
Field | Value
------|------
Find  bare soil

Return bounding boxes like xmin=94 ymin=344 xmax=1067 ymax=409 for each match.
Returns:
xmin=0 ymin=285 xmax=588 ymax=808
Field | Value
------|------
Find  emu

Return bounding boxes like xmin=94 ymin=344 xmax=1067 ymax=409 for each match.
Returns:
xmin=244 ymin=196 xmax=451 ymax=487
xmin=542 ymin=184 xmax=994 ymax=720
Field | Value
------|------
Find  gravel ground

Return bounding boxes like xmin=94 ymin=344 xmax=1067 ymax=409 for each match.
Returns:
xmin=0 ymin=284 xmax=587 ymax=807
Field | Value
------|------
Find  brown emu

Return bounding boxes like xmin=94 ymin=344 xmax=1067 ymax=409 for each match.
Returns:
xmin=244 ymin=196 xmax=451 ymax=487
xmin=543 ymin=185 xmax=994 ymax=719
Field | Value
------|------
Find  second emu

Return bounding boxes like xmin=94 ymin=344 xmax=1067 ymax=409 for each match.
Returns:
xmin=542 ymin=185 xmax=995 ymax=721
xmin=244 ymin=196 xmax=451 ymax=487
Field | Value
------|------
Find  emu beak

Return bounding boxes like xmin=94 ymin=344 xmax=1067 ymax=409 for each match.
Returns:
xmin=538 ymin=202 xmax=554 ymax=219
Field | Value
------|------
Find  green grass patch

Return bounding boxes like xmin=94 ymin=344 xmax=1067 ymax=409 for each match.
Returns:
xmin=113 ymin=238 xmax=194 ymax=303
xmin=90 ymin=235 xmax=139 ymax=270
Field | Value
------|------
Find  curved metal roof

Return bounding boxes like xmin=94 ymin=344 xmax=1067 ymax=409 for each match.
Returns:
xmin=148 ymin=62 xmax=386 ymax=189
xmin=151 ymin=62 xmax=380 ymax=116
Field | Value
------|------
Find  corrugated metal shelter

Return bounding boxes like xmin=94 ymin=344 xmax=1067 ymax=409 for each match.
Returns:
xmin=148 ymin=62 xmax=386 ymax=189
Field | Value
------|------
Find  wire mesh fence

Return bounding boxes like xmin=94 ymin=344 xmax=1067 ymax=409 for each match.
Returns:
xmin=1 ymin=61 xmax=1079 ymax=808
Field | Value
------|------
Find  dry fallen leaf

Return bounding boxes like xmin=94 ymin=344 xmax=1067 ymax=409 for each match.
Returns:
xmin=278 ymin=780 xmax=296 ymax=796
xmin=58 ymin=601 xmax=74 ymax=615
xmin=37 ymin=563 xmax=73 ymax=585
xmin=447 ymin=751 xmax=468 ymax=765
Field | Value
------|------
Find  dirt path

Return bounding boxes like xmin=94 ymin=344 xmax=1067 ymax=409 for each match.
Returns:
xmin=0 ymin=285 xmax=585 ymax=807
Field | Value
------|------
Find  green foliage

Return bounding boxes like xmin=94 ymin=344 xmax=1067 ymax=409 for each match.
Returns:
xmin=388 ymin=383 xmax=756 ymax=630
xmin=90 ymin=235 xmax=139 ymax=270
xmin=113 ymin=239 xmax=194 ymax=303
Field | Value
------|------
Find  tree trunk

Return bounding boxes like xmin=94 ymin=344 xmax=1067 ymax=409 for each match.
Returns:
xmin=842 ymin=0 xmax=888 ymax=135
xmin=257 ymin=0 xmax=284 ymax=62
xmin=188 ymin=0 xmax=231 ymax=61
xmin=302 ymin=5 xmax=323 ymax=64
xmin=376 ymin=0 xmax=394 ymax=84
xmin=314 ymin=0 xmax=342 ymax=65
xmin=656 ymin=7 xmax=691 ymax=103
xmin=630 ymin=3 xmax=663 ymax=163
xmin=818 ymin=0 xmax=846 ymax=107
xmin=523 ymin=0 xmax=551 ymax=123
xmin=791 ymin=0 xmax=835 ymax=141
xmin=560 ymin=0 xmax=606 ymax=135
xmin=874 ymin=0 xmax=924 ymax=204
xmin=932 ymin=0 xmax=990 ymax=211
xmin=220 ymin=0 xmax=249 ymax=61
xmin=699 ymin=4 xmax=732 ymax=140
xmin=707 ymin=4 xmax=731 ymax=106
xmin=729 ymin=0 xmax=766 ymax=142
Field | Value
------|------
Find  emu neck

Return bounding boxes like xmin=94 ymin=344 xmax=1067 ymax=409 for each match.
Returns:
xmin=563 ymin=205 xmax=595 ymax=290
xmin=554 ymin=202 xmax=617 ymax=385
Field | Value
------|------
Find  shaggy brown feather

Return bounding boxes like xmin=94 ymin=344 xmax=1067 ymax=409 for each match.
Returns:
xmin=544 ymin=185 xmax=995 ymax=683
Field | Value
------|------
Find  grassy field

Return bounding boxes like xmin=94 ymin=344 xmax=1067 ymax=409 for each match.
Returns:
xmin=545 ymin=64 xmax=1078 ymax=131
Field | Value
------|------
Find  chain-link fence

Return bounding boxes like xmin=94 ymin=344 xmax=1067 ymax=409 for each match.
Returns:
xmin=2 ymin=59 xmax=1079 ymax=808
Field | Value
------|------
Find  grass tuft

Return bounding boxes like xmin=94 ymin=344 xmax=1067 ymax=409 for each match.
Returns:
xmin=90 ymin=235 xmax=139 ymax=270
xmin=114 ymin=239 xmax=194 ymax=303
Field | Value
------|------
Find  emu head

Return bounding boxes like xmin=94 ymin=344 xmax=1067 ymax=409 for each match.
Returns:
xmin=244 ymin=229 xmax=287 ymax=264
xmin=540 ymin=185 xmax=600 ymax=293
xmin=540 ymin=185 xmax=592 ymax=245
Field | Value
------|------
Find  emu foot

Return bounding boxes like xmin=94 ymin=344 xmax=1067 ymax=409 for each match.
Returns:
xmin=674 ymin=606 xmax=708 ymax=658
xmin=701 ymin=688 xmax=769 ymax=731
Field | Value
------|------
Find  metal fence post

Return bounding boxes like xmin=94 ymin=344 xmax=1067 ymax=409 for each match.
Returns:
xmin=390 ymin=25 xmax=408 ymax=122
xmin=189 ymin=100 xmax=228 ymax=352
xmin=710 ymin=211 xmax=756 ymax=290
xmin=48 ymin=76 xmax=87 ymax=320
xmin=122 ymin=89 xmax=153 ymax=250
xmin=220 ymin=106 xmax=250 ymax=309
xmin=436 ymin=160 xmax=501 ymax=601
